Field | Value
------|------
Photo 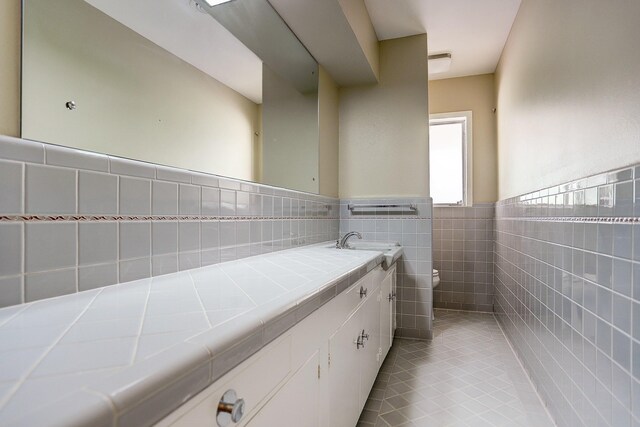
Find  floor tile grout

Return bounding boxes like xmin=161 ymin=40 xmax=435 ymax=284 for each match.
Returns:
xmin=357 ymin=309 xmax=556 ymax=427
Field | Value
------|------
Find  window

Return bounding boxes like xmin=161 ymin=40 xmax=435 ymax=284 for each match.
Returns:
xmin=429 ymin=111 xmax=472 ymax=206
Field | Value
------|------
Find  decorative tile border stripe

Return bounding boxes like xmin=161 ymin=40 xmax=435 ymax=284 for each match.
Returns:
xmin=343 ymin=216 xmax=433 ymax=220
xmin=496 ymin=216 xmax=639 ymax=223
xmin=0 ymin=215 xmax=432 ymax=222
xmin=0 ymin=215 xmax=340 ymax=222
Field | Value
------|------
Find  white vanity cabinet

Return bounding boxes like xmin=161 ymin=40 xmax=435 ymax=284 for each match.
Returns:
xmin=158 ymin=262 xmax=396 ymax=427
xmin=327 ymin=272 xmax=380 ymax=427
xmin=380 ymin=263 xmax=396 ymax=362
xmin=244 ymin=350 xmax=322 ymax=427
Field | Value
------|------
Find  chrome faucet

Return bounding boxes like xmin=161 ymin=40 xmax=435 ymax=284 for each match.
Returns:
xmin=336 ymin=231 xmax=362 ymax=249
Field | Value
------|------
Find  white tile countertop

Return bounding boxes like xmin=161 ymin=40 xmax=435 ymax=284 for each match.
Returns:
xmin=0 ymin=243 xmax=387 ymax=427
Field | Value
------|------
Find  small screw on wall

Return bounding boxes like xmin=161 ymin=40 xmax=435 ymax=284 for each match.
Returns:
xmin=65 ymin=101 xmax=77 ymax=111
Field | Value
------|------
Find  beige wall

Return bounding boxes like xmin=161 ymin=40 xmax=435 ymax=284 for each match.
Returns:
xmin=496 ymin=0 xmax=640 ymax=199
xmin=337 ymin=0 xmax=380 ymax=81
xmin=0 ymin=1 xmax=20 ymax=137
xmin=318 ymin=66 xmax=339 ymax=198
xmin=21 ymin=0 xmax=258 ymax=181
xmin=339 ymin=34 xmax=429 ymax=198
xmin=429 ymin=74 xmax=497 ymax=203
xmin=262 ymin=64 xmax=318 ymax=193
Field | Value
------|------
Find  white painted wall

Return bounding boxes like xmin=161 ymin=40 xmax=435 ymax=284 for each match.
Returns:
xmin=496 ymin=0 xmax=640 ymax=199
xmin=429 ymin=74 xmax=497 ymax=203
xmin=22 ymin=0 xmax=258 ymax=181
xmin=339 ymin=35 xmax=429 ymax=198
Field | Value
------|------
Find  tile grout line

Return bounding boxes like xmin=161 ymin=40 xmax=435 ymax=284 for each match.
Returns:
xmin=128 ymin=283 xmax=152 ymax=365
xmin=362 ymin=312 xmax=555 ymax=427
xmin=0 ymin=288 xmax=105 ymax=411
xmin=187 ymin=271 xmax=213 ymax=330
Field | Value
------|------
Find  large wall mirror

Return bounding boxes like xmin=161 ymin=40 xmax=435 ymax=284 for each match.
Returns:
xmin=21 ymin=0 xmax=325 ymax=194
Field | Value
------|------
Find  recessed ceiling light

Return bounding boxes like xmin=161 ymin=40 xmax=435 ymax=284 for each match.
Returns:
xmin=428 ymin=53 xmax=452 ymax=75
xmin=203 ymin=0 xmax=233 ymax=6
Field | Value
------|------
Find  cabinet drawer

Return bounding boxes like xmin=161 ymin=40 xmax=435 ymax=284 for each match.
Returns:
xmin=338 ymin=272 xmax=379 ymax=320
xmin=160 ymin=334 xmax=292 ymax=427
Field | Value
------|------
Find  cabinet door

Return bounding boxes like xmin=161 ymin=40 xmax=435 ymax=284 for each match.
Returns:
xmin=359 ymin=286 xmax=380 ymax=410
xmin=245 ymin=350 xmax=321 ymax=427
xmin=379 ymin=269 xmax=393 ymax=362
xmin=327 ymin=310 xmax=362 ymax=427
xmin=391 ymin=265 xmax=397 ymax=336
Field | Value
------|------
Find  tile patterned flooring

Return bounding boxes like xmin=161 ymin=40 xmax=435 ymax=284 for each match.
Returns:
xmin=358 ymin=310 xmax=555 ymax=427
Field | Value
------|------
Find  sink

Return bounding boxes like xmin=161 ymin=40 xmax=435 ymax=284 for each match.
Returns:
xmin=328 ymin=241 xmax=403 ymax=269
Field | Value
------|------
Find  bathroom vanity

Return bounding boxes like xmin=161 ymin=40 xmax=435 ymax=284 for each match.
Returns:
xmin=0 ymin=244 xmax=399 ymax=427
xmin=158 ymin=259 xmax=397 ymax=427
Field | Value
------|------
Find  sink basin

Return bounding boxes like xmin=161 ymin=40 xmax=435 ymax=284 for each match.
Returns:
xmin=328 ymin=241 xmax=403 ymax=269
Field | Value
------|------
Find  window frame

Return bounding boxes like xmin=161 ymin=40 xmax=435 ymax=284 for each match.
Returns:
xmin=429 ymin=111 xmax=473 ymax=207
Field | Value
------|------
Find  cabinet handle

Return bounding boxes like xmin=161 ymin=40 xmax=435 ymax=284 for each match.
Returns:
xmin=359 ymin=286 xmax=368 ymax=298
xmin=388 ymin=292 xmax=396 ymax=301
xmin=361 ymin=329 xmax=369 ymax=341
xmin=355 ymin=334 xmax=365 ymax=349
xmin=217 ymin=389 xmax=245 ymax=426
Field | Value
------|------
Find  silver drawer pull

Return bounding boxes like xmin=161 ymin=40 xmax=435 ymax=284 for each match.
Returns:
xmin=355 ymin=330 xmax=369 ymax=349
xmin=355 ymin=334 xmax=365 ymax=349
xmin=359 ymin=286 xmax=368 ymax=298
xmin=217 ymin=389 xmax=245 ymax=426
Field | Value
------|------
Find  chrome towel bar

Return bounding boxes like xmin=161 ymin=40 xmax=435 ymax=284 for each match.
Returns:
xmin=347 ymin=203 xmax=417 ymax=211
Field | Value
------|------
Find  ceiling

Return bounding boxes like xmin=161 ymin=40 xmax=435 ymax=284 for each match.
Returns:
xmin=86 ymin=0 xmax=521 ymax=101
xmin=364 ymin=0 xmax=522 ymax=80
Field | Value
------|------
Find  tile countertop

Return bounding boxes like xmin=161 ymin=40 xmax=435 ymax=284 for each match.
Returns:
xmin=0 ymin=243 xmax=386 ymax=427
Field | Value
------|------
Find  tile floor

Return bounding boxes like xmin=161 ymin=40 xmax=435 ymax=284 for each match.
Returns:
xmin=358 ymin=309 xmax=555 ymax=427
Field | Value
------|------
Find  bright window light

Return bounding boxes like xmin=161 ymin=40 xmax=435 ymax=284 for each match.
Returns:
xmin=429 ymin=112 xmax=472 ymax=205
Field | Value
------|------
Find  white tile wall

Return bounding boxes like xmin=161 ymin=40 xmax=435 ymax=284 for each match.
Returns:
xmin=119 ymin=222 xmax=151 ymax=260
xmin=0 ymin=160 xmax=23 ymax=214
xmin=0 ymin=136 xmax=44 ymax=163
xmin=78 ymin=263 xmax=118 ymax=292
xmin=25 ymin=223 xmax=76 ymax=273
xmin=119 ymin=258 xmax=151 ymax=283
xmin=25 ymin=165 xmax=76 ymax=214
xmin=45 ymin=144 xmax=109 ymax=172
xmin=156 ymin=165 xmax=191 ymax=184
xmin=340 ymin=197 xmax=433 ymax=339
xmin=78 ymin=223 xmax=117 ymax=265
xmin=152 ymin=222 xmax=178 ymax=255
xmin=25 ymin=268 xmax=76 ymax=302
xmin=179 ymin=184 xmax=200 ymax=215
xmin=494 ymin=164 xmax=640 ymax=427
xmin=119 ymin=177 xmax=151 ymax=215
xmin=201 ymin=187 xmax=220 ymax=216
xmin=178 ymin=221 xmax=200 ymax=252
xmin=152 ymin=254 xmax=178 ymax=276
xmin=152 ymin=181 xmax=178 ymax=215
xmin=109 ymin=157 xmax=155 ymax=179
xmin=0 ymin=276 xmax=22 ymax=307
xmin=0 ymin=136 xmax=339 ymax=307
xmin=432 ymin=204 xmax=495 ymax=312
xmin=0 ymin=223 xmax=22 ymax=277
xmin=79 ymin=171 xmax=117 ymax=215
xmin=220 ymin=190 xmax=236 ymax=216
